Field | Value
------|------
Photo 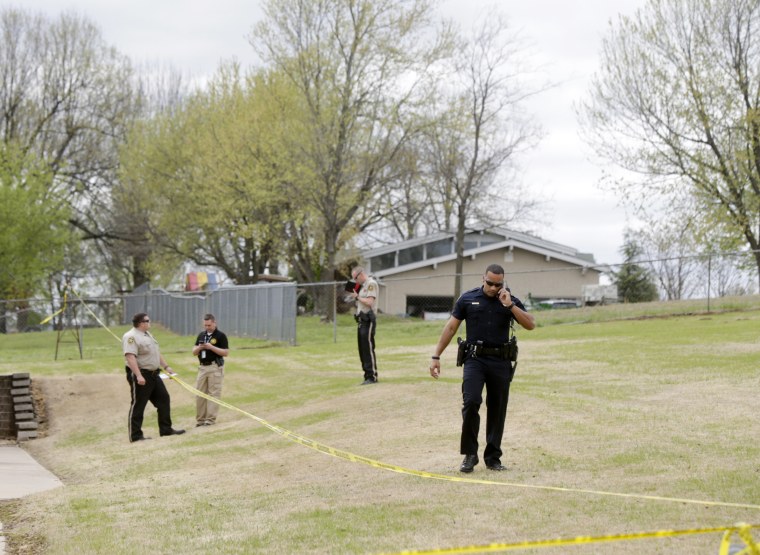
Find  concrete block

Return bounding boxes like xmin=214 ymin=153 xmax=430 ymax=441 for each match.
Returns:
xmin=16 ymin=421 xmax=38 ymax=430
xmin=16 ymin=430 xmax=38 ymax=441
xmin=12 ymin=379 xmax=30 ymax=388
xmin=11 ymin=373 xmax=30 ymax=380
xmin=10 ymin=388 xmax=29 ymax=396
xmin=12 ymin=396 xmax=31 ymax=404
xmin=14 ymin=412 xmax=34 ymax=421
xmin=13 ymin=404 xmax=33 ymax=412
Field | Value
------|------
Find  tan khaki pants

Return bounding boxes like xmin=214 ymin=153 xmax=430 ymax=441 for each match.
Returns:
xmin=196 ymin=362 xmax=224 ymax=424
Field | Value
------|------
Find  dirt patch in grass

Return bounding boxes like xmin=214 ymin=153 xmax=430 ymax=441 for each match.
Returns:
xmin=0 ymin=499 xmax=46 ymax=554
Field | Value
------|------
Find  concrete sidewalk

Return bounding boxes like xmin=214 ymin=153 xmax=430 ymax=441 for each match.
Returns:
xmin=0 ymin=444 xmax=63 ymax=499
xmin=0 ymin=444 xmax=63 ymax=553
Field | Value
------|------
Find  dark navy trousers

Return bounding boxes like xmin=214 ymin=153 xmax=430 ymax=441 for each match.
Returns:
xmin=460 ymin=355 xmax=511 ymax=465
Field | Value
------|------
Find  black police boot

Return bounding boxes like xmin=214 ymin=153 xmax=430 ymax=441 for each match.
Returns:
xmin=460 ymin=454 xmax=479 ymax=473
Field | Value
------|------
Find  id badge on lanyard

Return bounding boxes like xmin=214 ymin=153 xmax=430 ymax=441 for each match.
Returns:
xmin=201 ymin=332 xmax=211 ymax=359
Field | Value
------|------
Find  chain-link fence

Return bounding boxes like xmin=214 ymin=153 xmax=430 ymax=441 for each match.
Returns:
xmin=2 ymin=250 xmax=758 ymax=343
xmin=296 ymin=250 xmax=759 ymax=332
xmin=0 ymin=295 xmax=121 ymax=334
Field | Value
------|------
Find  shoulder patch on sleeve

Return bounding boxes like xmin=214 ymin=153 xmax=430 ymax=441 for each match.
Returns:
xmin=127 ymin=337 xmax=135 ymax=344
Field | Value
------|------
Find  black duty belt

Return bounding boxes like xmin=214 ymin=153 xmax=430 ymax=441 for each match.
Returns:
xmin=476 ymin=346 xmax=504 ymax=357
xmin=139 ymin=368 xmax=161 ymax=373
xmin=199 ymin=361 xmax=218 ymax=366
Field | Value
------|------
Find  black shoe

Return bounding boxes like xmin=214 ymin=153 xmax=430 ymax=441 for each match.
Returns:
xmin=360 ymin=379 xmax=377 ymax=385
xmin=486 ymin=462 xmax=507 ymax=471
xmin=161 ymin=429 xmax=186 ymax=436
xmin=460 ymin=454 xmax=479 ymax=473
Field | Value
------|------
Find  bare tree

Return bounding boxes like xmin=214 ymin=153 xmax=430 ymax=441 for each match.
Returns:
xmin=425 ymin=13 xmax=542 ymax=298
xmin=250 ymin=0 xmax=454 ymax=304
xmin=637 ymin=217 xmax=702 ymax=300
xmin=102 ymin=64 xmax=190 ymax=290
xmin=579 ymin=0 xmax=760 ymax=289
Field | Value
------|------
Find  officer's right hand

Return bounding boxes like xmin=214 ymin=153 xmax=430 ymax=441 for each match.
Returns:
xmin=136 ymin=375 xmax=146 ymax=386
xmin=429 ymin=359 xmax=440 ymax=379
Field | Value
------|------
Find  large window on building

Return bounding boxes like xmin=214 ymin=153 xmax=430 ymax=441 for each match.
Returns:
xmin=398 ymin=245 xmax=424 ymax=266
xmin=426 ymin=238 xmax=452 ymax=259
xmin=370 ymin=252 xmax=396 ymax=272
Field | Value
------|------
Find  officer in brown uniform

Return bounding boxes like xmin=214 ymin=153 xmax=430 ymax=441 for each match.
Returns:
xmin=123 ymin=312 xmax=185 ymax=442
xmin=350 ymin=266 xmax=379 ymax=384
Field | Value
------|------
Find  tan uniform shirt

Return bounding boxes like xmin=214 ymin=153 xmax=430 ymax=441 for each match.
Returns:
xmin=357 ymin=276 xmax=379 ymax=314
xmin=122 ymin=327 xmax=161 ymax=370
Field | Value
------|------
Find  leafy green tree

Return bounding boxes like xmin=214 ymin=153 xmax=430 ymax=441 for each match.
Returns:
xmin=118 ymin=64 xmax=295 ymax=285
xmin=580 ymin=0 xmax=760 ymax=288
xmin=614 ymin=232 xmax=659 ymax=303
xmin=0 ymin=144 xmax=71 ymax=330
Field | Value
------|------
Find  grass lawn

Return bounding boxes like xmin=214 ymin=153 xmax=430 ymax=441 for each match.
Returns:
xmin=0 ymin=296 xmax=759 ymax=554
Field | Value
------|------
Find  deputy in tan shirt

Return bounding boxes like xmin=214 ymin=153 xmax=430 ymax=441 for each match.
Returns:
xmin=123 ymin=312 xmax=185 ymax=442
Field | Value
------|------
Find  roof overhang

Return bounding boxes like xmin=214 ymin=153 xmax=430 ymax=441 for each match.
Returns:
xmin=372 ymin=239 xmax=601 ymax=279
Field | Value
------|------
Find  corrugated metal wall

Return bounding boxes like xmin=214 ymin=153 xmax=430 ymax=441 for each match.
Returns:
xmin=123 ymin=283 xmax=297 ymax=344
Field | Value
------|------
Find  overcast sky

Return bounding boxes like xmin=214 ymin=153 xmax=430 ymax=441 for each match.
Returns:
xmin=6 ymin=0 xmax=649 ymax=265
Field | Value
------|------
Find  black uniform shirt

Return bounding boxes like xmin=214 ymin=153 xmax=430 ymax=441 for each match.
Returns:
xmin=195 ymin=328 xmax=229 ymax=365
xmin=451 ymin=286 xmax=526 ymax=347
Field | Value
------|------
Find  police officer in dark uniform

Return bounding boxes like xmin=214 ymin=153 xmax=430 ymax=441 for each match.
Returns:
xmin=430 ymin=264 xmax=535 ymax=472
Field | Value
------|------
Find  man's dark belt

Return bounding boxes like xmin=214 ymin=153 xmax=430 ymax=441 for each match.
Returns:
xmin=476 ymin=346 xmax=505 ymax=357
xmin=199 ymin=361 xmax=218 ymax=366
xmin=139 ymin=368 xmax=160 ymax=373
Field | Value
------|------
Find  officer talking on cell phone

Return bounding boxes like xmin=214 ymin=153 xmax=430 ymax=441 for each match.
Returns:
xmin=429 ymin=264 xmax=535 ymax=473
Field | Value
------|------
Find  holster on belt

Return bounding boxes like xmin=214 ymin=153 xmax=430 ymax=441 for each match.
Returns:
xmin=506 ymin=336 xmax=518 ymax=362
xmin=456 ymin=337 xmax=468 ymax=367
xmin=507 ymin=336 xmax=518 ymax=381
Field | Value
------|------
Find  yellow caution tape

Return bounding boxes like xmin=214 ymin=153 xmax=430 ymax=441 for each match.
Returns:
xmin=719 ymin=523 xmax=760 ymax=555
xmin=378 ymin=523 xmax=759 ymax=554
xmin=69 ymin=287 xmax=760 ymax=514
xmin=40 ymin=290 xmax=67 ymax=325
xmin=68 ymin=288 xmax=125 ymax=343
xmin=167 ymin=373 xmax=760 ymax=511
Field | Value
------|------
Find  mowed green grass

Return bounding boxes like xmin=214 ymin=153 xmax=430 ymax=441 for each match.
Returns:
xmin=1 ymin=296 xmax=759 ymax=554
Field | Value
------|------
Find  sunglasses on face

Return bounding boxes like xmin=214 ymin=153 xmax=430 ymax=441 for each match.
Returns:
xmin=484 ymin=279 xmax=504 ymax=288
